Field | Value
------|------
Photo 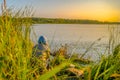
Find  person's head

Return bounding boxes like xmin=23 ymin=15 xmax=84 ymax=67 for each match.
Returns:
xmin=38 ymin=36 xmax=48 ymax=45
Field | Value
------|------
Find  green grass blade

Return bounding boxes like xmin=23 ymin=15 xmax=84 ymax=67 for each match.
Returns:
xmin=39 ymin=62 xmax=70 ymax=80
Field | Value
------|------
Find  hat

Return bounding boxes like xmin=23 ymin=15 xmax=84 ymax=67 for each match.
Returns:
xmin=38 ymin=36 xmax=48 ymax=45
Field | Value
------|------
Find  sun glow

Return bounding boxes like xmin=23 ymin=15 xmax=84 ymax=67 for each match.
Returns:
xmin=54 ymin=1 xmax=120 ymax=22
xmin=32 ymin=0 xmax=120 ymax=22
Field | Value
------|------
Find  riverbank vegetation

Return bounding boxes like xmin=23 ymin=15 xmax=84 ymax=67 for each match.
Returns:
xmin=0 ymin=1 xmax=120 ymax=80
xmin=32 ymin=18 xmax=120 ymax=24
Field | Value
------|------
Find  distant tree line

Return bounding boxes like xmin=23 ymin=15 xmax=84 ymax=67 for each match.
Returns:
xmin=0 ymin=17 xmax=119 ymax=24
xmin=32 ymin=18 xmax=120 ymax=24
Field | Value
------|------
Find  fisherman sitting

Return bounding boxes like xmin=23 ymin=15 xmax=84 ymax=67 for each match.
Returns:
xmin=32 ymin=36 xmax=50 ymax=72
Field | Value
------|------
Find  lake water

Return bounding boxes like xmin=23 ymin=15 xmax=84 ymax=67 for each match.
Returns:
xmin=31 ymin=24 xmax=120 ymax=60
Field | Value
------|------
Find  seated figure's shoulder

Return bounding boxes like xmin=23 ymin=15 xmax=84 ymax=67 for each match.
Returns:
xmin=37 ymin=44 xmax=45 ymax=50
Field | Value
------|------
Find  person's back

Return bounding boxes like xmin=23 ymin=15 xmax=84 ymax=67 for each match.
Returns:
xmin=33 ymin=36 xmax=50 ymax=57
xmin=33 ymin=42 xmax=50 ymax=58
xmin=32 ymin=36 xmax=50 ymax=72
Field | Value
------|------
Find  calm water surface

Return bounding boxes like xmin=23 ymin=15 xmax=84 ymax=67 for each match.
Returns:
xmin=31 ymin=24 xmax=111 ymax=43
xmin=31 ymin=24 xmax=120 ymax=60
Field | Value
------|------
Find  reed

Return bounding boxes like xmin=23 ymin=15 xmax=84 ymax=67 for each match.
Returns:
xmin=84 ymin=26 xmax=120 ymax=80
xmin=0 ymin=2 xmax=35 ymax=79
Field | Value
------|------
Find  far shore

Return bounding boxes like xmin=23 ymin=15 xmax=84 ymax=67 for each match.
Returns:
xmin=32 ymin=17 xmax=120 ymax=24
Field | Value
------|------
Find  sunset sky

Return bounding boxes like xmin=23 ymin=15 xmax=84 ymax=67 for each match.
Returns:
xmin=0 ymin=0 xmax=120 ymax=22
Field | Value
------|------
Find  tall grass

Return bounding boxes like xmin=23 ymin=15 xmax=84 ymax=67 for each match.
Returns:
xmin=0 ymin=4 xmax=71 ymax=79
xmin=0 ymin=4 xmax=35 ymax=79
xmin=84 ymin=26 xmax=120 ymax=80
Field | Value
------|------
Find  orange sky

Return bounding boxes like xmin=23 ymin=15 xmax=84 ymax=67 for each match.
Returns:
xmin=4 ymin=0 xmax=120 ymax=22
xmin=45 ymin=1 xmax=120 ymax=22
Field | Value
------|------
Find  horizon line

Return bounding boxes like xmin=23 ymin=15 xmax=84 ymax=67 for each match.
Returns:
xmin=32 ymin=17 xmax=120 ymax=23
